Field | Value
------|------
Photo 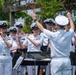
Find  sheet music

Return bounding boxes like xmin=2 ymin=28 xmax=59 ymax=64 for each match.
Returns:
xmin=24 ymin=58 xmax=34 ymax=61
xmin=41 ymin=58 xmax=51 ymax=61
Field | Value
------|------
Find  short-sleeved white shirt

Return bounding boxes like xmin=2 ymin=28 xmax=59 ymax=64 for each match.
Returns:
xmin=20 ymin=35 xmax=26 ymax=43
xmin=70 ymin=36 xmax=75 ymax=52
xmin=23 ymin=34 xmax=43 ymax=52
xmin=40 ymin=32 xmax=49 ymax=46
xmin=43 ymin=28 xmax=74 ymax=58
xmin=0 ymin=36 xmax=12 ymax=56
xmin=9 ymin=36 xmax=18 ymax=53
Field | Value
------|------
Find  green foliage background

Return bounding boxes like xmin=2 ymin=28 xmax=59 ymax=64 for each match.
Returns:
xmin=35 ymin=0 xmax=62 ymax=19
xmin=0 ymin=0 xmax=9 ymax=20
xmin=0 ymin=0 xmax=76 ymax=31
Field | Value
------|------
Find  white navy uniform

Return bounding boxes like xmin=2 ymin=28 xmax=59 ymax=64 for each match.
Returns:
xmin=42 ymin=15 xmax=74 ymax=75
xmin=23 ymin=34 xmax=43 ymax=75
xmin=14 ymin=22 xmax=26 ymax=43
xmin=24 ymin=22 xmax=43 ymax=75
xmin=0 ymin=36 xmax=12 ymax=75
xmin=40 ymin=32 xmax=50 ymax=75
xmin=0 ymin=21 xmax=12 ymax=75
xmin=43 ymin=28 xmax=74 ymax=75
xmin=14 ymin=22 xmax=26 ymax=75
xmin=41 ymin=18 xmax=56 ymax=75
xmin=8 ymin=26 xmax=19 ymax=53
xmin=40 ymin=32 xmax=49 ymax=46
xmin=9 ymin=36 xmax=18 ymax=53
xmin=23 ymin=34 xmax=43 ymax=52
xmin=20 ymin=35 xmax=26 ymax=43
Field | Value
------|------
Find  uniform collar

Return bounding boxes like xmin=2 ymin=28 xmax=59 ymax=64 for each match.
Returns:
xmin=58 ymin=29 xmax=64 ymax=32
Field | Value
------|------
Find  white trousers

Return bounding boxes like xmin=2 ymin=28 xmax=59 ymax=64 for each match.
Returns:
xmin=51 ymin=57 xmax=72 ymax=75
xmin=46 ymin=63 xmax=50 ymax=75
xmin=72 ymin=66 xmax=76 ymax=75
xmin=27 ymin=66 xmax=38 ymax=75
xmin=0 ymin=56 xmax=12 ymax=75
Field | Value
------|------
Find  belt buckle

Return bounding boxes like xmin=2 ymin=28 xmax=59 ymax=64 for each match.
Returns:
xmin=3 ymin=54 xmax=6 ymax=56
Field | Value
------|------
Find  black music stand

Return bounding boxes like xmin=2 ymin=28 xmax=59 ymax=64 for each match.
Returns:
xmin=70 ymin=52 xmax=76 ymax=66
xmin=21 ymin=52 xmax=51 ymax=75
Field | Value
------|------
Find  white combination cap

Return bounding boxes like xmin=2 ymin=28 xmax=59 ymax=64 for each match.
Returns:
xmin=0 ymin=21 xmax=7 ymax=26
xmin=44 ymin=18 xmax=54 ymax=23
xmin=30 ymin=22 xmax=36 ymax=29
xmin=8 ymin=26 xmax=18 ymax=31
xmin=30 ymin=22 xmax=38 ymax=30
xmin=14 ymin=22 xmax=24 ymax=27
xmin=55 ymin=15 xmax=69 ymax=26
xmin=43 ymin=18 xmax=56 ymax=25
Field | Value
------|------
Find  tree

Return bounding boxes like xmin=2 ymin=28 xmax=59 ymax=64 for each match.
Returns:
xmin=15 ymin=11 xmax=32 ymax=25
xmin=35 ymin=0 xmax=62 ymax=20
xmin=2 ymin=0 xmax=76 ymax=31
xmin=15 ymin=11 xmax=32 ymax=33
xmin=0 ymin=0 xmax=9 ymax=21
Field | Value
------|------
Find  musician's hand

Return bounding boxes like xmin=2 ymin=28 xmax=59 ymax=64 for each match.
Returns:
xmin=30 ymin=12 xmax=37 ymax=20
xmin=25 ymin=34 xmax=29 ymax=39
xmin=0 ymin=32 xmax=3 ymax=35
xmin=67 ymin=12 xmax=72 ymax=19
xmin=0 ymin=32 xmax=1 ymax=35
xmin=24 ymin=33 xmax=29 ymax=37
xmin=17 ymin=34 xmax=21 ymax=40
xmin=0 ymin=32 xmax=5 ymax=40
